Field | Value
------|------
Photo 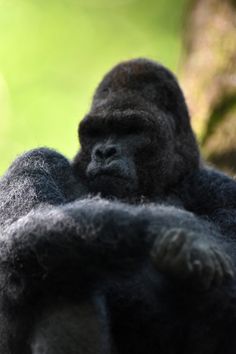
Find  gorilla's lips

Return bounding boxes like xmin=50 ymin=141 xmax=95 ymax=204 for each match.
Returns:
xmin=87 ymin=165 xmax=137 ymax=197
xmin=90 ymin=168 xmax=128 ymax=181
xmin=89 ymin=167 xmax=130 ymax=187
xmin=87 ymin=160 xmax=133 ymax=181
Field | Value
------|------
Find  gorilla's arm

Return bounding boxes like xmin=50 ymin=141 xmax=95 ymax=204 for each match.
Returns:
xmin=0 ymin=148 xmax=235 ymax=354
xmin=1 ymin=187 xmax=234 ymax=354
xmin=0 ymin=147 xmax=146 ymax=354
xmin=0 ymin=147 xmax=87 ymax=230
xmin=0 ymin=149 xmax=234 ymax=295
xmin=0 ymin=148 xmax=91 ymax=354
xmin=1 ymin=198 xmax=234 ymax=299
xmin=0 ymin=148 xmax=147 ymax=286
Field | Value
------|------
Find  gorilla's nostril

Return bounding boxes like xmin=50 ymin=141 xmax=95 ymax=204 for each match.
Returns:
xmin=94 ymin=145 xmax=118 ymax=160
xmin=105 ymin=147 xmax=117 ymax=158
xmin=95 ymin=148 xmax=104 ymax=159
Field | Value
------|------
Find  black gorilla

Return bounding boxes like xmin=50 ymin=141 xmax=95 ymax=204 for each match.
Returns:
xmin=0 ymin=58 xmax=236 ymax=354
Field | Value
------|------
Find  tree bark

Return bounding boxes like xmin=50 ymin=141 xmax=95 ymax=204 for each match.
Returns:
xmin=181 ymin=0 xmax=236 ymax=174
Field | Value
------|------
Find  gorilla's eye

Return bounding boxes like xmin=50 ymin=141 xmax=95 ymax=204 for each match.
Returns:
xmin=85 ymin=127 xmax=103 ymax=138
xmin=82 ymin=130 xmax=106 ymax=148
xmin=108 ymin=118 xmax=145 ymax=136
xmin=80 ymin=120 xmax=105 ymax=140
xmin=99 ymin=87 xmax=110 ymax=98
xmin=122 ymin=125 xmax=143 ymax=136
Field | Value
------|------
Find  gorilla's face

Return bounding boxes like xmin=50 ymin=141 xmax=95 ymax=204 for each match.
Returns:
xmin=80 ymin=115 xmax=139 ymax=199
xmin=74 ymin=59 xmax=200 ymax=200
xmin=78 ymin=110 xmax=171 ymax=199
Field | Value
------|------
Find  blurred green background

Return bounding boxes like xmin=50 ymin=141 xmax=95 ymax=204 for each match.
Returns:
xmin=0 ymin=0 xmax=188 ymax=174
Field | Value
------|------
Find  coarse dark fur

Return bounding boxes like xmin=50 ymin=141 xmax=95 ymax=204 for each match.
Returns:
xmin=1 ymin=58 xmax=236 ymax=354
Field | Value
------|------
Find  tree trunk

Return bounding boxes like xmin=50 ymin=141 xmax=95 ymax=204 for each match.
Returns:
xmin=181 ymin=0 xmax=236 ymax=174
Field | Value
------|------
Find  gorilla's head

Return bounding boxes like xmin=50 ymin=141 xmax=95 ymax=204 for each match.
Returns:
xmin=73 ymin=58 xmax=199 ymax=201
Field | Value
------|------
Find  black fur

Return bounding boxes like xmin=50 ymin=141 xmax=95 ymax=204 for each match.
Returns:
xmin=1 ymin=58 xmax=236 ymax=354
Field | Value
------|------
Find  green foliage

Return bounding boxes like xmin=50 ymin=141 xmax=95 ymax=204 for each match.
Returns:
xmin=0 ymin=0 xmax=187 ymax=173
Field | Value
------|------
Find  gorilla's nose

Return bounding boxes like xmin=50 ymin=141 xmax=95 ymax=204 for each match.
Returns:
xmin=93 ymin=144 xmax=119 ymax=162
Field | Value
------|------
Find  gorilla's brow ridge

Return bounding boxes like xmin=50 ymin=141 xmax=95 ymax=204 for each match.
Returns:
xmin=80 ymin=110 xmax=157 ymax=135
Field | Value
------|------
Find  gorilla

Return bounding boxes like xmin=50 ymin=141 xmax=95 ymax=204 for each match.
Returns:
xmin=0 ymin=58 xmax=236 ymax=354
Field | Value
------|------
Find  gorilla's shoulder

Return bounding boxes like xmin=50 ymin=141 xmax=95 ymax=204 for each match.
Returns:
xmin=181 ymin=166 xmax=236 ymax=212
xmin=5 ymin=147 xmax=71 ymax=176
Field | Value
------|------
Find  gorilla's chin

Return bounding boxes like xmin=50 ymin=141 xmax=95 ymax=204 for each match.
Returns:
xmin=88 ymin=175 xmax=137 ymax=199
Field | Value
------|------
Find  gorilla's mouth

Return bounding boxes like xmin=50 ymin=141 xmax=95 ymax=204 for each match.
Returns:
xmin=87 ymin=168 xmax=136 ymax=198
xmin=90 ymin=172 xmax=132 ymax=190
xmin=87 ymin=164 xmax=131 ymax=182
xmin=92 ymin=170 xmax=129 ymax=181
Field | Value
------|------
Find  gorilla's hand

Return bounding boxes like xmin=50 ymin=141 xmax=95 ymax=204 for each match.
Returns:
xmin=150 ymin=228 xmax=234 ymax=290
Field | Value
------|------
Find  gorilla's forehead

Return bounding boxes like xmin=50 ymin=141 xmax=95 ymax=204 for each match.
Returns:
xmin=93 ymin=75 xmax=181 ymax=122
xmin=90 ymin=88 xmax=174 ymax=126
